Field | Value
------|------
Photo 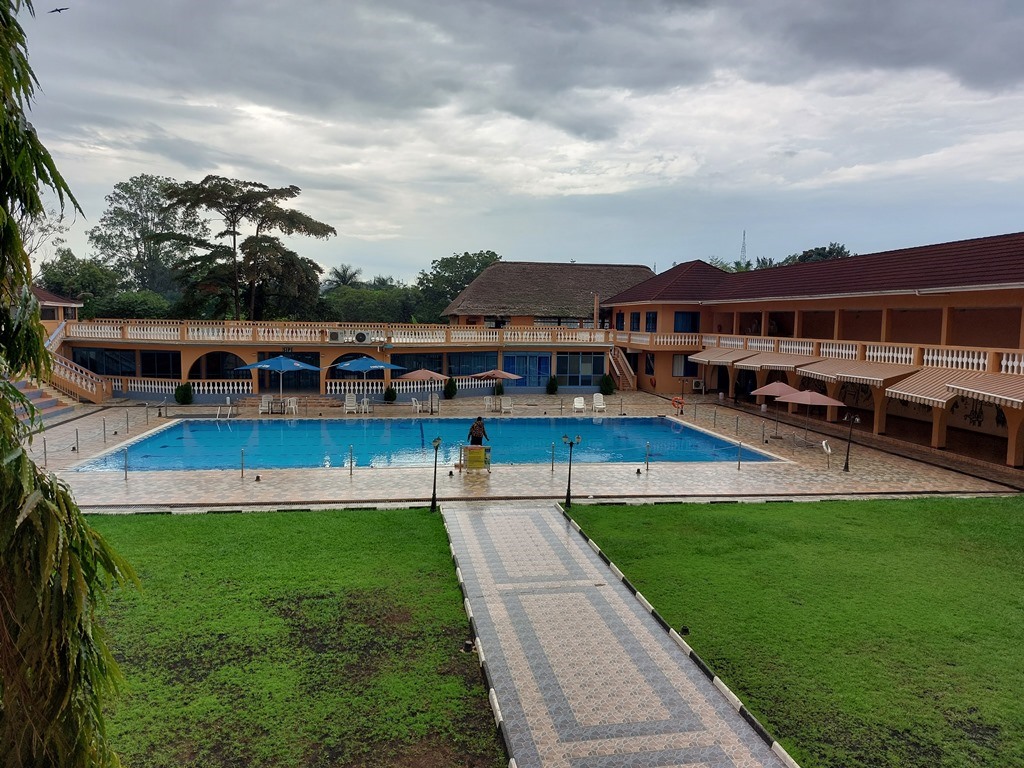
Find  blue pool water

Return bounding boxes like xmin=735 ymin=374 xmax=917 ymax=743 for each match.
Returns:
xmin=77 ymin=417 xmax=775 ymax=471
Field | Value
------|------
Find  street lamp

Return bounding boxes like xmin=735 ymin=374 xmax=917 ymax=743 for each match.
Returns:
xmin=430 ymin=436 xmax=442 ymax=512
xmin=842 ymin=413 xmax=860 ymax=473
xmin=562 ymin=434 xmax=582 ymax=508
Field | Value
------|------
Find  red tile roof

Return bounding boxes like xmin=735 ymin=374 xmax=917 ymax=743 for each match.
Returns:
xmin=604 ymin=232 xmax=1024 ymax=305
xmin=31 ymin=285 xmax=82 ymax=306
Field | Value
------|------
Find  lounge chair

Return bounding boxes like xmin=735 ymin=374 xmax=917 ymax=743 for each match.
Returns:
xmin=500 ymin=396 xmax=513 ymax=414
xmin=572 ymin=396 xmax=586 ymax=413
xmin=258 ymin=395 xmax=273 ymax=415
xmin=284 ymin=396 xmax=298 ymax=415
xmin=592 ymin=393 xmax=607 ymax=412
xmin=343 ymin=393 xmax=359 ymax=414
xmin=411 ymin=397 xmax=422 ymax=413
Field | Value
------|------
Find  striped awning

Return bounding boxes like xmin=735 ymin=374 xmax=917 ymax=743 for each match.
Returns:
xmin=689 ymin=348 xmax=758 ymax=366
xmin=733 ymin=352 xmax=821 ymax=372
xmin=798 ymin=358 xmax=919 ymax=387
xmin=947 ymin=373 xmax=1024 ymax=409
xmin=885 ymin=368 xmax=988 ymax=408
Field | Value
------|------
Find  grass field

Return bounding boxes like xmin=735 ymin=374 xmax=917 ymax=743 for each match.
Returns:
xmin=570 ymin=497 xmax=1024 ymax=768
xmin=88 ymin=509 xmax=505 ymax=768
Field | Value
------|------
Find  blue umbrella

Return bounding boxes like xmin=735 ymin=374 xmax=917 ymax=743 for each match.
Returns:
xmin=235 ymin=354 xmax=321 ymax=397
xmin=328 ymin=356 xmax=406 ymax=393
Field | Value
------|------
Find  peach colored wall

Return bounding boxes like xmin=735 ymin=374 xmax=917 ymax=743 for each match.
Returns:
xmin=800 ymin=311 xmax=835 ymax=339
xmin=838 ymin=310 xmax=881 ymax=341
xmin=888 ymin=309 xmax=943 ymax=344
xmin=948 ymin=308 xmax=1022 ymax=348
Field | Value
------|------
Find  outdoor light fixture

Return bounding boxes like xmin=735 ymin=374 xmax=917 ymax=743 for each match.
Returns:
xmin=843 ymin=414 xmax=861 ymax=473
xmin=431 ymin=436 xmax=442 ymax=512
xmin=562 ymin=434 xmax=582 ymax=508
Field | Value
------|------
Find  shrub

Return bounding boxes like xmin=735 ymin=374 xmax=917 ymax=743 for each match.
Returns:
xmin=546 ymin=375 xmax=559 ymax=395
xmin=493 ymin=381 xmax=504 ymax=397
xmin=383 ymin=385 xmax=397 ymax=403
xmin=443 ymin=377 xmax=458 ymax=400
xmin=174 ymin=382 xmax=193 ymax=405
xmin=600 ymin=374 xmax=616 ymax=396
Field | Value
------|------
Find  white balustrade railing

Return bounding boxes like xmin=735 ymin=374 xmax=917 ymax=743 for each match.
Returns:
xmin=125 ymin=378 xmax=179 ymax=394
xmin=820 ymin=342 xmax=858 ymax=360
xmin=504 ymin=329 xmax=555 ymax=343
xmin=45 ymin=321 xmax=66 ymax=351
xmin=187 ymin=324 xmax=255 ymax=343
xmin=66 ymin=322 xmax=123 ymax=340
xmin=779 ymin=339 xmax=814 ymax=356
xmin=923 ymin=347 xmax=989 ymax=370
xmin=1000 ymin=352 xmax=1024 ymax=375
xmin=747 ymin=337 xmax=776 ymax=352
xmin=866 ymin=344 xmax=915 ymax=365
xmin=50 ymin=355 xmax=102 ymax=396
xmin=719 ymin=336 xmax=745 ymax=349
xmin=191 ymin=379 xmax=254 ymax=396
xmin=390 ymin=328 xmax=448 ymax=344
xmin=554 ymin=329 xmax=609 ymax=344
xmin=701 ymin=334 xmax=721 ymax=347
xmin=127 ymin=324 xmax=180 ymax=341
xmin=652 ymin=333 xmax=700 ymax=347
xmin=449 ymin=328 xmax=499 ymax=343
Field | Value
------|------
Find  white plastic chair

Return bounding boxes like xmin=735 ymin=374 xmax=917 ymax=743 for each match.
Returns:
xmin=344 ymin=393 xmax=359 ymax=414
xmin=483 ymin=395 xmax=493 ymax=413
xmin=259 ymin=395 xmax=273 ymax=414
xmin=411 ymin=398 xmax=422 ymax=413
xmin=500 ymin=396 xmax=513 ymax=414
xmin=592 ymin=393 xmax=607 ymax=412
xmin=284 ymin=397 xmax=298 ymax=415
xmin=572 ymin=397 xmax=586 ymax=413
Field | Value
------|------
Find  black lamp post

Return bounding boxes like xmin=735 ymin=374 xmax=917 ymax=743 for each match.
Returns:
xmin=430 ymin=436 xmax=442 ymax=511
xmin=562 ymin=434 xmax=581 ymax=508
xmin=842 ymin=414 xmax=860 ymax=473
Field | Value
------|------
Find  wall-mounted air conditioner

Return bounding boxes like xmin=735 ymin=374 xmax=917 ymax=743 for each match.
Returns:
xmin=353 ymin=330 xmax=371 ymax=344
xmin=328 ymin=330 xmax=345 ymax=343
xmin=691 ymin=379 xmax=705 ymax=392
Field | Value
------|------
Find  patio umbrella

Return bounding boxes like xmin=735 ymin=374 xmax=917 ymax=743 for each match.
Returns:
xmin=397 ymin=369 xmax=450 ymax=381
xmin=328 ymin=356 xmax=406 ymax=392
xmin=470 ymin=369 xmax=523 ymax=380
xmin=751 ymin=381 xmax=800 ymax=437
xmin=235 ymin=355 xmax=321 ymax=398
xmin=776 ymin=389 xmax=846 ymax=443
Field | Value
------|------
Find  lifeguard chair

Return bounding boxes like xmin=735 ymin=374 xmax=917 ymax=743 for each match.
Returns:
xmin=458 ymin=445 xmax=491 ymax=473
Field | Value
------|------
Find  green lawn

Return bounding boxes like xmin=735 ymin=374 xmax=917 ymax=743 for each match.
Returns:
xmin=88 ymin=509 xmax=505 ymax=768
xmin=570 ymin=497 xmax=1024 ymax=768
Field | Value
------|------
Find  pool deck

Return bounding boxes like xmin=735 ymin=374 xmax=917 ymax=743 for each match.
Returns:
xmin=29 ymin=391 xmax=1017 ymax=512
xmin=26 ymin=392 xmax=1020 ymax=768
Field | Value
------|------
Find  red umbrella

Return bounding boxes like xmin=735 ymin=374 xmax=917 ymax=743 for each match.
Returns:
xmin=751 ymin=382 xmax=799 ymax=437
xmin=776 ymin=390 xmax=846 ymax=442
xmin=397 ymin=369 xmax=450 ymax=381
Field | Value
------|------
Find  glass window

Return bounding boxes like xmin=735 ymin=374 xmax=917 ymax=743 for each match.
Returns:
xmin=645 ymin=353 xmax=655 ymax=376
xmin=672 ymin=354 xmax=699 ymax=377
xmin=71 ymin=347 xmax=136 ymax=377
xmin=629 ymin=312 xmax=640 ymax=332
xmin=391 ymin=353 xmax=443 ymax=373
xmin=555 ymin=353 xmax=606 ymax=387
xmin=502 ymin=353 xmax=551 ymax=387
xmin=40 ymin=307 xmax=57 ymax=320
xmin=140 ymin=350 xmax=182 ymax=379
xmin=447 ymin=352 xmax=498 ymax=377
xmin=645 ymin=312 xmax=658 ymax=333
xmin=615 ymin=313 xmax=624 ymax=331
xmin=674 ymin=311 xmax=700 ymax=333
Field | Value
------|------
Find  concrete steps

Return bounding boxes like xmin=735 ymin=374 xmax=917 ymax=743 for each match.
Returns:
xmin=13 ymin=379 xmax=78 ymax=423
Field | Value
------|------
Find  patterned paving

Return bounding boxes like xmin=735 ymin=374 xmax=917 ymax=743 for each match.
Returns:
xmin=444 ymin=500 xmax=794 ymax=768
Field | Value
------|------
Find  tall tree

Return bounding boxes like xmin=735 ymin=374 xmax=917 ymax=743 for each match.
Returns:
xmin=415 ymin=250 xmax=501 ymax=323
xmin=17 ymin=206 xmax=68 ymax=263
xmin=239 ymin=235 xmax=322 ymax=320
xmin=87 ymin=174 xmax=209 ymax=300
xmin=1 ymin=3 xmax=135 ymax=766
xmin=36 ymin=247 xmax=121 ymax=316
xmin=163 ymin=176 xmax=336 ymax=319
xmin=781 ymin=242 xmax=855 ymax=265
xmin=321 ymin=263 xmax=363 ymax=291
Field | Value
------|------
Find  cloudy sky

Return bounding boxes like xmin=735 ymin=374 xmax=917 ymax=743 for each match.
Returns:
xmin=22 ymin=0 xmax=1024 ymax=282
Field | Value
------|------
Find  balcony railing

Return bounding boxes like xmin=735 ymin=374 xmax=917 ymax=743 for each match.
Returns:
xmin=63 ymin=320 xmax=613 ymax=348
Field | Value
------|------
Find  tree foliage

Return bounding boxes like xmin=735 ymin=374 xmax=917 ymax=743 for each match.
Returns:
xmin=415 ymin=250 xmax=501 ymax=323
xmin=1 ymin=3 xmax=135 ymax=766
xmin=87 ymin=174 xmax=209 ymax=300
xmin=36 ymin=247 xmax=120 ymax=317
xmin=780 ymin=242 xmax=855 ymax=266
xmin=162 ymin=176 xmax=336 ymax=319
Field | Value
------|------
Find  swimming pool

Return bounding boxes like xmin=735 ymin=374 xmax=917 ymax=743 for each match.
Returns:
xmin=77 ymin=417 xmax=776 ymax=471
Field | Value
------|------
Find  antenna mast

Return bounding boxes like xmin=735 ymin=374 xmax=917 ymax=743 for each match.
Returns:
xmin=740 ymin=230 xmax=747 ymax=263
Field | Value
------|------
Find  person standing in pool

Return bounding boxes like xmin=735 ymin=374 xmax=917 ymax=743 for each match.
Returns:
xmin=467 ymin=416 xmax=489 ymax=445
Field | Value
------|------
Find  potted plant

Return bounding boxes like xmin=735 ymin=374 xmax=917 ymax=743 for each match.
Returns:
xmin=493 ymin=381 xmax=504 ymax=397
xmin=174 ymin=382 xmax=193 ymax=405
xmin=444 ymin=377 xmax=458 ymax=400
xmin=546 ymin=375 xmax=559 ymax=395
xmin=383 ymin=385 xmax=397 ymax=404
xmin=600 ymin=373 xmax=616 ymax=396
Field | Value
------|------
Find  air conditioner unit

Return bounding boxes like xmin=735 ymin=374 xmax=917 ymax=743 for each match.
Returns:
xmin=353 ymin=330 xmax=371 ymax=344
xmin=691 ymin=379 xmax=705 ymax=392
xmin=328 ymin=330 xmax=344 ymax=343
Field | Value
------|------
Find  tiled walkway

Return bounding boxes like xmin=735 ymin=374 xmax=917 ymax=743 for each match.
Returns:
xmin=443 ymin=500 xmax=793 ymax=768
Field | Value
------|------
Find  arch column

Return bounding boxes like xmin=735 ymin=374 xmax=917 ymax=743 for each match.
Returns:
xmin=870 ymin=386 xmax=888 ymax=434
xmin=931 ymin=406 xmax=949 ymax=449
xmin=1003 ymin=408 xmax=1024 ymax=467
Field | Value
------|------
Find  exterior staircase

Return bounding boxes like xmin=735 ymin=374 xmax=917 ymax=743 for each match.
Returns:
xmin=13 ymin=379 xmax=78 ymax=424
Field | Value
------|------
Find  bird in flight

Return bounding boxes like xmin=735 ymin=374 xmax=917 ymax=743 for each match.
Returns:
xmin=48 ymin=6 xmax=69 ymax=12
